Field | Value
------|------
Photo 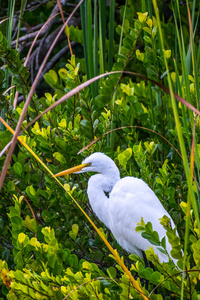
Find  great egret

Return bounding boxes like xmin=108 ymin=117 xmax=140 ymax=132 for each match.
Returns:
xmin=55 ymin=152 xmax=176 ymax=264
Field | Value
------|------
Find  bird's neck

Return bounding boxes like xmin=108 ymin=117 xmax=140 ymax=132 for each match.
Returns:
xmin=87 ymin=172 xmax=120 ymax=229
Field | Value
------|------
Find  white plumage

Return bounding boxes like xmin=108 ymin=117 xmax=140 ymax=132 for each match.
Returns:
xmin=56 ymin=152 xmax=176 ymax=264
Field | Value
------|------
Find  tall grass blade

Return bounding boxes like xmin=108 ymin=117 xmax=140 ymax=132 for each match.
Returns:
xmin=142 ymin=0 xmax=146 ymax=13
xmin=118 ymin=0 xmax=127 ymax=54
xmin=0 ymin=0 xmax=16 ymax=131
xmin=173 ymin=2 xmax=192 ymax=149
xmin=174 ymin=0 xmax=178 ymax=93
xmin=152 ymin=1 xmax=200 ymax=299
xmin=173 ymin=59 xmax=190 ymax=151
xmin=190 ymin=0 xmax=196 ymax=29
xmin=100 ymin=0 xmax=106 ymax=70
xmin=13 ymin=0 xmax=26 ymax=109
xmin=99 ymin=0 xmax=106 ymax=74
xmin=174 ymin=2 xmax=200 ymax=197
xmin=6 ymin=0 xmax=16 ymax=106
xmin=147 ymin=0 xmax=153 ymax=18
xmin=186 ymin=4 xmax=200 ymax=205
xmin=16 ymin=0 xmax=26 ymax=49
xmin=80 ymin=2 xmax=90 ymax=79
xmin=108 ymin=0 xmax=115 ymax=71
xmin=109 ymin=0 xmax=127 ymax=148
xmin=93 ymin=0 xmax=98 ymax=96
xmin=80 ymin=0 xmax=95 ymax=98
xmin=6 ymin=0 xmax=15 ymax=46
xmin=87 ymin=0 xmax=95 ymax=98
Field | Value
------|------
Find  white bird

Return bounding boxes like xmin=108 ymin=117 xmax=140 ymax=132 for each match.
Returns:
xmin=55 ymin=152 xmax=176 ymax=264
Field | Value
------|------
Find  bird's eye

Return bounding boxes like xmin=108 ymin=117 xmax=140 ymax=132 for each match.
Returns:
xmin=86 ymin=163 xmax=92 ymax=167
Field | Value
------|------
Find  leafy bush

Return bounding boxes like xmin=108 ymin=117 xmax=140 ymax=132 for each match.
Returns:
xmin=0 ymin=1 xmax=200 ymax=299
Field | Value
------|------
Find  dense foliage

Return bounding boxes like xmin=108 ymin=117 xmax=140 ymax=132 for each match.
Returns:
xmin=0 ymin=0 xmax=200 ymax=299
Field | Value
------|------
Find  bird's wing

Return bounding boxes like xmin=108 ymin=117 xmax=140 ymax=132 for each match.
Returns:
xmin=109 ymin=177 xmax=174 ymax=261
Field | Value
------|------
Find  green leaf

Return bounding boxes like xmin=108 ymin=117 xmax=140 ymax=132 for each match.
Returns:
xmin=143 ymin=27 xmax=152 ymax=35
xmin=150 ymin=294 xmax=163 ymax=300
xmin=118 ymin=148 xmax=132 ymax=169
xmin=58 ymin=68 xmax=68 ymax=79
xmin=7 ymin=181 xmax=15 ymax=192
xmin=136 ymin=49 xmax=144 ymax=61
xmin=10 ymin=216 xmax=23 ymax=231
xmin=26 ymin=185 xmax=36 ymax=198
xmin=18 ymin=233 xmax=26 ymax=244
xmin=143 ymin=35 xmax=152 ymax=44
xmin=163 ymin=49 xmax=171 ymax=59
xmin=44 ymin=69 xmax=58 ymax=86
xmin=53 ymin=152 xmax=66 ymax=164
xmin=69 ymin=224 xmax=79 ymax=241
xmin=23 ymin=215 xmax=37 ymax=233
xmin=14 ymin=162 xmax=23 ymax=176
xmin=107 ymin=266 xmax=116 ymax=279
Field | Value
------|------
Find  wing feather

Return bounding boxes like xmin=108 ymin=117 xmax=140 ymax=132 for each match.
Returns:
xmin=109 ymin=177 xmax=175 ymax=262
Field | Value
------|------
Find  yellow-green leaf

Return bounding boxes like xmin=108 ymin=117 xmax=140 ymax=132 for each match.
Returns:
xmin=163 ymin=49 xmax=171 ymax=59
xmin=18 ymin=233 xmax=26 ymax=244
xmin=137 ymin=12 xmax=148 ymax=23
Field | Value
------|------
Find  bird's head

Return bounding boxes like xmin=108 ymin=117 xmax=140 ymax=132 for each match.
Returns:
xmin=55 ymin=152 xmax=119 ymax=177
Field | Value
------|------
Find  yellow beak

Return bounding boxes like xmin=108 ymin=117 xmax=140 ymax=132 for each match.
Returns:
xmin=55 ymin=163 xmax=89 ymax=177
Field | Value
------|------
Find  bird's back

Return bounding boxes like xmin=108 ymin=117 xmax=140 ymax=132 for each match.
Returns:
xmin=108 ymin=176 xmax=175 ymax=262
